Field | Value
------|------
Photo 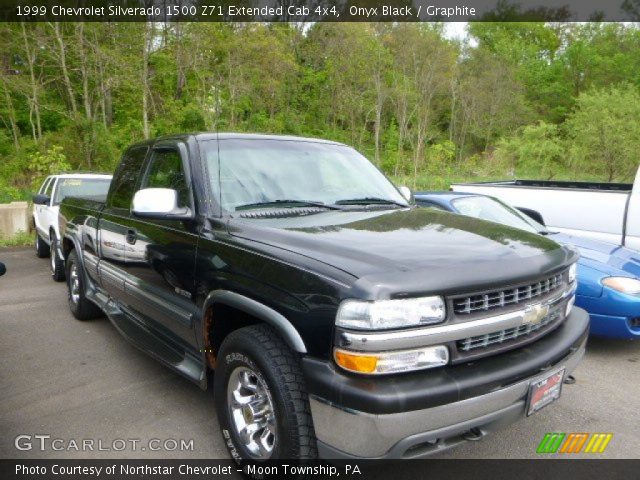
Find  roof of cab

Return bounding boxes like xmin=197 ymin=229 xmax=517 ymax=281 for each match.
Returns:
xmin=197 ymin=132 xmax=345 ymax=145
xmin=134 ymin=132 xmax=347 ymax=146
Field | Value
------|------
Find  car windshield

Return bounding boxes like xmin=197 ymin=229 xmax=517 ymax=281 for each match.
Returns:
xmin=451 ymin=195 xmax=546 ymax=234
xmin=53 ymin=178 xmax=112 ymax=205
xmin=202 ymin=139 xmax=408 ymax=212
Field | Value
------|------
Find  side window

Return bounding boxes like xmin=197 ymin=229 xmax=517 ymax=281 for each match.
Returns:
xmin=107 ymin=147 xmax=148 ymax=209
xmin=142 ymin=149 xmax=189 ymax=208
xmin=39 ymin=177 xmax=51 ymax=194
xmin=44 ymin=178 xmax=55 ymax=197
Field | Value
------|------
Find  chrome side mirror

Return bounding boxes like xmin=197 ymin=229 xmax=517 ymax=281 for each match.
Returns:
xmin=132 ymin=188 xmax=193 ymax=221
xmin=398 ymin=186 xmax=413 ymax=203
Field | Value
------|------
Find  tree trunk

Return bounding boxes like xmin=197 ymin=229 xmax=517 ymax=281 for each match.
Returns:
xmin=76 ymin=24 xmax=93 ymax=122
xmin=52 ymin=22 xmax=78 ymax=117
xmin=97 ymin=24 xmax=114 ymax=127
xmin=175 ymin=23 xmax=186 ymax=100
xmin=394 ymin=93 xmax=408 ymax=176
xmin=373 ymin=70 xmax=385 ymax=166
xmin=21 ymin=23 xmax=42 ymax=142
xmin=449 ymin=78 xmax=457 ymax=143
xmin=142 ymin=21 xmax=152 ymax=139
xmin=1 ymin=78 xmax=20 ymax=151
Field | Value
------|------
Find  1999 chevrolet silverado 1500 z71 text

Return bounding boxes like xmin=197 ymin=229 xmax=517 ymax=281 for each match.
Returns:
xmin=59 ymin=133 xmax=589 ymax=461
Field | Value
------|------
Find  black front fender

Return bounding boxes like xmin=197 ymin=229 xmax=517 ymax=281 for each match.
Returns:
xmin=202 ymin=289 xmax=307 ymax=354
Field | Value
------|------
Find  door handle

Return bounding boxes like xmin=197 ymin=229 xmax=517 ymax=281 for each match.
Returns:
xmin=125 ymin=229 xmax=137 ymax=245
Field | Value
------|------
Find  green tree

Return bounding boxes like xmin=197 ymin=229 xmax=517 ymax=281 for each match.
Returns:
xmin=565 ymin=85 xmax=640 ymax=181
xmin=495 ymin=121 xmax=565 ymax=179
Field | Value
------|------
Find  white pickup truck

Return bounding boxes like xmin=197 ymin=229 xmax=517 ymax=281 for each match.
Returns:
xmin=451 ymin=165 xmax=640 ymax=251
xmin=32 ymin=173 xmax=112 ymax=280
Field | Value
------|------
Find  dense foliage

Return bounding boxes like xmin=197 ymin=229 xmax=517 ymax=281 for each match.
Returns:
xmin=1 ymin=22 xmax=640 ymax=202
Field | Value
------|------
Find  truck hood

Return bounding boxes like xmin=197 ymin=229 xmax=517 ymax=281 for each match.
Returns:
xmin=228 ymin=208 xmax=574 ymax=298
xmin=551 ymin=232 xmax=640 ymax=278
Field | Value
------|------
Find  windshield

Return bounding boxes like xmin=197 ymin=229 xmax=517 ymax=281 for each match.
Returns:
xmin=203 ymin=139 xmax=407 ymax=212
xmin=451 ymin=195 xmax=546 ymax=234
xmin=53 ymin=178 xmax=112 ymax=205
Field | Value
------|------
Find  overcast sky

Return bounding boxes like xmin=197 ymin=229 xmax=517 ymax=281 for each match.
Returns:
xmin=444 ymin=22 xmax=469 ymax=41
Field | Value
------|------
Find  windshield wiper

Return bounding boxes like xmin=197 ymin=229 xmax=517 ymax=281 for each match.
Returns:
xmin=334 ymin=197 xmax=408 ymax=208
xmin=235 ymin=199 xmax=341 ymax=211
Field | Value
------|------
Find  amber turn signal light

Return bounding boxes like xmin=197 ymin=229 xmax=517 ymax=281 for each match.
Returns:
xmin=334 ymin=350 xmax=378 ymax=373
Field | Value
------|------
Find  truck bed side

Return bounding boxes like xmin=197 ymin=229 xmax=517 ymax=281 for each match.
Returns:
xmin=453 ymin=179 xmax=633 ymax=192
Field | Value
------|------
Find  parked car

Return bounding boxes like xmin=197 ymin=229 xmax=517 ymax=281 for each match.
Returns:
xmin=451 ymin=165 xmax=640 ymax=252
xmin=32 ymin=174 xmax=112 ymax=281
xmin=59 ymin=133 xmax=587 ymax=461
xmin=0 ymin=262 xmax=5 ymax=276
xmin=415 ymin=192 xmax=640 ymax=339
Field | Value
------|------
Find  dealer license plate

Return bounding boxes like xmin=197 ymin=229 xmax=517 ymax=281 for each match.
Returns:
xmin=526 ymin=367 xmax=565 ymax=416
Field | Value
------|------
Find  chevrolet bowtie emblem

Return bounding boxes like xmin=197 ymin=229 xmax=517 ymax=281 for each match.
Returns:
xmin=523 ymin=304 xmax=549 ymax=325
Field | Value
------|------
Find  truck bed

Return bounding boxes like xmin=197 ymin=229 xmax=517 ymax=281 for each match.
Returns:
xmin=453 ymin=179 xmax=633 ymax=192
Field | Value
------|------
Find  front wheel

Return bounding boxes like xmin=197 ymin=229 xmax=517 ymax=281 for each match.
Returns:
xmin=50 ymin=235 xmax=65 ymax=282
xmin=214 ymin=324 xmax=317 ymax=462
xmin=35 ymin=232 xmax=50 ymax=258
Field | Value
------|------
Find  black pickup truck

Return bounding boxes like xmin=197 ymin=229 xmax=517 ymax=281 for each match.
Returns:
xmin=59 ymin=133 xmax=588 ymax=461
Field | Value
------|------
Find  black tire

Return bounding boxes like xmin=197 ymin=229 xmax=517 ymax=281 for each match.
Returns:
xmin=35 ymin=232 xmax=50 ymax=258
xmin=66 ymin=249 xmax=101 ymax=320
xmin=50 ymin=235 xmax=65 ymax=282
xmin=214 ymin=324 xmax=317 ymax=463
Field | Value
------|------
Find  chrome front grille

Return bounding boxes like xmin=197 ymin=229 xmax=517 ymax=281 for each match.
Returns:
xmin=457 ymin=308 xmax=561 ymax=352
xmin=453 ymin=273 xmax=563 ymax=315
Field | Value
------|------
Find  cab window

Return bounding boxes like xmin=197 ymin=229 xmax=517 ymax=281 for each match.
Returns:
xmin=107 ymin=146 xmax=148 ymax=210
xmin=142 ymin=148 xmax=190 ymax=208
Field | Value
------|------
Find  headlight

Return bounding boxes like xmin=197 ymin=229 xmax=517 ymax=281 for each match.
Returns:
xmin=336 ymin=296 xmax=446 ymax=330
xmin=334 ymin=345 xmax=449 ymax=375
xmin=568 ymin=263 xmax=577 ymax=283
xmin=602 ymin=277 xmax=640 ymax=296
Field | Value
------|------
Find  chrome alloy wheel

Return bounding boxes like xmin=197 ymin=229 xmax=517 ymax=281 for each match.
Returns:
xmin=50 ymin=244 xmax=56 ymax=271
xmin=227 ymin=366 xmax=277 ymax=459
xmin=69 ymin=263 xmax=80 ymax=304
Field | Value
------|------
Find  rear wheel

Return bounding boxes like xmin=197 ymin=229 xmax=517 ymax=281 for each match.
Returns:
xmin=66 ymin=250 xmax=101 ymax=320
xmin=214 ymin=324 xmax=317 ymax=463
xmin=35 ymin=232 xmax=50 ymax=258
xmin=50 ymin=235 xmax=65 ymax=282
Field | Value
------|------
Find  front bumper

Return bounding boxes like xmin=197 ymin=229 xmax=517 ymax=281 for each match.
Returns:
xmin=576 ymin=293 xmax=640 ymax=339
xmin=589 ymin=313 xmax=640 ymax=339
xmin=304 ymin=307 xmax=589 ymax=459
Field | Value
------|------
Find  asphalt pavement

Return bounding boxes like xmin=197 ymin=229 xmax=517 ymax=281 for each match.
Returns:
xmin=1 ymin=247 xmax=638 ymax=459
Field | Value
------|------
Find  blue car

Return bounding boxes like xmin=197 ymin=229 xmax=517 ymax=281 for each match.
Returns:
xmin=415 ymin=191 xmax=640 ymax=339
